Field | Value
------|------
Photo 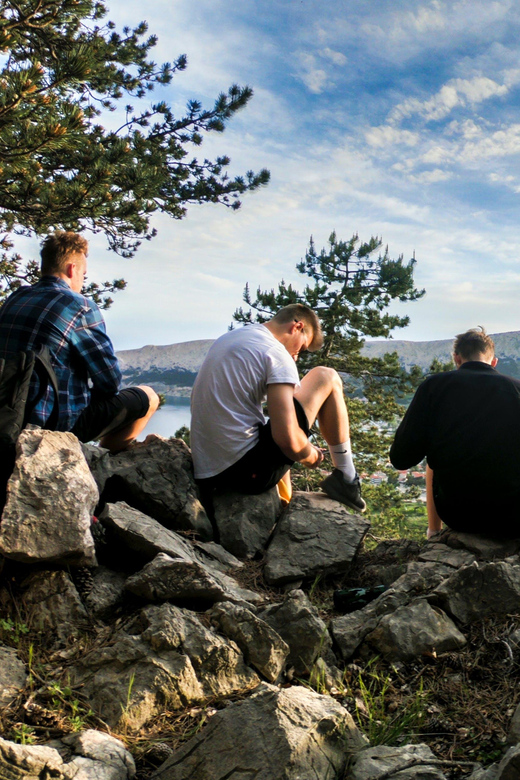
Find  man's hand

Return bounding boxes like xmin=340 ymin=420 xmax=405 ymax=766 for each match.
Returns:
xmin=300 ymin=445 xmax=325 ymax=469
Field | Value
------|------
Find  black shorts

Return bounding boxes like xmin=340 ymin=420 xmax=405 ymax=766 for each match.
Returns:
xmin=198 ymin=398 xmax=311 ymax=496
xmin=71 ymin=387 xmax=150 ymax=444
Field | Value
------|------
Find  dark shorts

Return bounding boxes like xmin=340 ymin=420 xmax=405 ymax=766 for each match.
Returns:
xmin=197 ymin=398 xmax=311 ymax=497
xmin=434 ymin=481 xmax=520 ymax=539
xmin=71 ymin=387 xmax=150 ymax=444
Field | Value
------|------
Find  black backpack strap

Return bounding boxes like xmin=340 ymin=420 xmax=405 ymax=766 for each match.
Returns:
xmin=24 ymin=346 xmax=60 ymax=431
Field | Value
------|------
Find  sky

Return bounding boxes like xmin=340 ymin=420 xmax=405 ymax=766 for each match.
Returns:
xmin=19 ymin=0 xmax=520 ymax=350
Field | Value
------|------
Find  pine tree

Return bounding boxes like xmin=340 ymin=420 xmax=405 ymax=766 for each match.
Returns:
xmin=0 ymin=0 xmax=269 ymax=304
xmin=234 ymin=231 xmax=425 ymax=476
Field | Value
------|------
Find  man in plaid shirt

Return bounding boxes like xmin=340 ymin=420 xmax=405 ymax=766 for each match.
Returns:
xmin=0 ymin=232 xmax=159 ymax=452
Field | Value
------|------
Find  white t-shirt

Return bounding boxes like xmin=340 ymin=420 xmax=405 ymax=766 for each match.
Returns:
xmin=190 ymin=324 xmax=300 ymax=479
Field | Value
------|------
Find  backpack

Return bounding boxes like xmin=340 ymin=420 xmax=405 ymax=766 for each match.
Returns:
xmin=0 ymin=347 xmax=59 ymax=511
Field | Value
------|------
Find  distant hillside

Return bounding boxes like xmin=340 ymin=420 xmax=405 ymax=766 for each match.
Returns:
xmin=117 ymin=330 xmax=520 ymax=398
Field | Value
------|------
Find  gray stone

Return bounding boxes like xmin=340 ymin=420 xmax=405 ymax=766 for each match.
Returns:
xmin=332 ymin=562 xmax=453 ymax=661
xmin=0 ymin=429 xmax=97 ymax=565
xmin=152 ymin=683 xmax=367 ymax=780
xmin=349 ymin=743 xmax=448 ymax=779
xmin=419 ymin=543 xmax=476 ymax=568
xmin=436 ymin=529 xmax=520 ymax=560
xmin=508 ymin=703 xmax=520 ymax=745
xmin=209 ymin=602 xmax=290 ymax=682
xmin=213 ymin=488 xmax=281 ymax=559
xmin=363 ymin=598 xmax=466 ymax=662
xmin=84 ymin=567 xmax=127 ymax=621
xmin=493 ymin=744 xmax=520 ymax=780
xmin=264 ymin=491 xmax=370 ymax=585
xmin=20 ymin=570 xmax=89 ymax=642
xmin=124 ymin=552 xmax=262 ymax=606
xmin=467 ymin=767 xmax=498 ymax=780
xmin=431 ymin=561 xmax=520 ymax=624
xmin=0 ymin=645 xmax=27 ymax=708
xmin=88 ymin=435 xmax=212 ymax=539
xmin=69 ymin=602 xmax=259 ymax=729
xmin=192 ymin=540 xmax=244 ymax=572
xmin=260 ymin=589 xmax=331 ymax=675
xmin=0 ymin=730 xmax=135 ymax=780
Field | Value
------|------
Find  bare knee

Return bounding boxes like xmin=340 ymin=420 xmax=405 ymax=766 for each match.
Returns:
xmin=138 ymin=385 xmax=160 ymax=414
xmin=306 ymin=365 xmax=342 ymax=392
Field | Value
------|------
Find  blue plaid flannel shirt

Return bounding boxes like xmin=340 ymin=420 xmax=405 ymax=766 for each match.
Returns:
xmin=0 ymin=276 xmax=122 ymax=430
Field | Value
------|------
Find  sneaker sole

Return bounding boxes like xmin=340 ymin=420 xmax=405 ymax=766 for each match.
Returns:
xmin=320 ymin=479 xmax=367 ymax=514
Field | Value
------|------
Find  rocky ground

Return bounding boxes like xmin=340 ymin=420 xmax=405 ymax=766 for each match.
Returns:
xmin=1 ymin=429 xmax=520 ymax=780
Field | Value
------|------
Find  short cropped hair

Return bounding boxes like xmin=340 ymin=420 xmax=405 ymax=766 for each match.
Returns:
xmin=40 ymin=231 xmax=89 ymax=276
xmin=271 ymin=303 xmax=323 ymax=351
xmin=453 ymin=327 xmax=495 ymax=361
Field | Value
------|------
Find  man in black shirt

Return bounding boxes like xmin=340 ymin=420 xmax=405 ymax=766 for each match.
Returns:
xmin=390 ymin=328 xmax=520 ymax=539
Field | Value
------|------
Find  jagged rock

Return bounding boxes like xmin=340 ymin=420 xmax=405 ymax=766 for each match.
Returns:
xmin=0 ymin=429 xmax=97 ymax=565
xmin=332 ymin=562 xmax=455 ymax=661
xmin=213 ymin=488 xmax=281 ymax=559
xmin=436 ymin=529 xmax=520 ymax=560
xmin=508 ymin=703 xmax=520 ymax=745
xmin=152 ymin=683 xmax=367 ymax=780
xmin=468 ymin=744 xmax=520 ymax=780
xmin=431 ymin=561 xmax=520 ymax=624
xmin=87 ymin=435 xmax=212 ymax=539
xmin=83 ymin=567 xmax=128 ymax=621
xmin=20 ymin=570 xmax=89 ymax=643
xmin=124 ymin=552 xmax=262 ymax=607
xmin=419 ymin=543 xmax=476 ymax=568
xmin=264 ymin=492 xmax=370 ymax=585
xmin=209 ymin=602 xmax=289 ymax=682
xmin=0 ymin=730 xmax=135 ymax=780
xmin=260 ymin=589 xmax=331 ymax=675
xmin=192 ymin=540 xmax=243 ymax=573
xmin=362 ymin=598 xmax=466 ymax=662
xmin=69 ymin=603 xmax=259 ymax=729
xmin=349 ymin=743 xmax=448 ymax=779
xmin=0 ymin=645 xmax=27 ymax=708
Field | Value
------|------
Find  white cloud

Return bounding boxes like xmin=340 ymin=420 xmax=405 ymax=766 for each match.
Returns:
xmin=320 ymin=47 xmax=347 ymax=66
xmin=295 ymin=53 xmax=329 ymax=93
xmin=409 ymin=168 xmax=453 ymax=183
xmin=365 ymin=126 xmax=419 ymax=148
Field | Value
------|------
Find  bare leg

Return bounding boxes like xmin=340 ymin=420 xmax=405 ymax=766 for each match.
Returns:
xmin=100 ymin=385 xmax=160 ymax=454
xmin=294 ymin=366 xmax=349 ymax=445
xmin=426 ymin=465 xmax=442 ymax=537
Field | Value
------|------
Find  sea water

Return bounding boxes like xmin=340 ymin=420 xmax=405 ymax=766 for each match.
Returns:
xmin=137 ymin=399 xmax=191 ymax=441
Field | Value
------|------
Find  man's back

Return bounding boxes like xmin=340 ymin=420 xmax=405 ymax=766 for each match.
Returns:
xmin=190 ymin=324 xmax=299 ymax=479
xmin=0 ymin=276 xmax=120 ymax=430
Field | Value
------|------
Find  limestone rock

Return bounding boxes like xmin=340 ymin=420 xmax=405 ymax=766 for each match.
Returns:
xmin=87 ymin=435 xmax=212 ymax=539
xmin=69 ymin=603 xmax=259 ymax=729
xmin=431 ymin=561 xmax=520 ymax=624
xmin=209 ymin=602 xmax=290 ymax=682
xmin=508 ymin=702 xmax=520 ymax=745
xmin=363 ymin=598 xmax=466 ymax=662
xmin=264 ymin=492 xmax=370 ymax=585
xmin=0 ymin=429 xmax=97 ymax=565
xmin=124 ymin=552 xmax=262 ymax=607
xmin=419 ymin=543 xmax=476 ymax=568
xmin=492 ymin=744 xmax=520 ymax=780
xmin=260 ymin=589 xmax=331 ymax=675
xmin=0 ymin=645 xmax=27 ymax=708
xmin=84 ymin=567 xmax=128 ymax=621
xmin=0 ymin=730 xmax=135 ymax=780
xmin=349 ymin=743 xmax=448 ymax=779
xmin=152 ymin=683 xmax=367 ymax=780
xmin=213 ymin=488 xmax=281 ymax=559
xmin=20 ymin=570 xmax=89 ymax=643
xmin=435 ymin=529 xmax=520 ymax=560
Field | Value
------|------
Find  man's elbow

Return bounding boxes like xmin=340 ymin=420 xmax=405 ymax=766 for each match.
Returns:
xmin=272 ymin=431 xmax=307 ymax=462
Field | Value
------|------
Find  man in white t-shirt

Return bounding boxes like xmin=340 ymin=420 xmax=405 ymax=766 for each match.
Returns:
xmin=191 ymin=304 xmax=365 ymax=521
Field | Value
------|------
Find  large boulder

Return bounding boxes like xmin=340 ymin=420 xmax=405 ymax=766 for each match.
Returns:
xmin=259 ymin=589 xmax=331 ymax=676
xmin=152 ymin=683 xmax=367 ymax=780
xmin=349 ymin=743 xmax=448 ymax=779
xmin=19 ymin=570 xmax=89 ymax=643
xmin=209 ymin=602 xmax=290 ymax=682
xmin=0 ymin=645 xmax=27 ymax=709
xmin=264 ymin=492 xmax=370 ymax=585
xmin=0 ymin=429 xmax=97 ymax=565
xmin=0 ymin=730 xmax=135 ymax=780
xmin=434 ymin=529 xmax=520 ymax=561
xmin=124 ymin=552 xmax=262 ymax=607
xmin=362 ymin=598 xmax=466 ymax=662
xmin=86 ymin=436 xmax=212 ymax=539
xmin=430 ymin=561 xmax=520 ymax=624
xmin=69 ymin=603 xmax=259 ymax=729
xmin=213 ymin=488 xmax=281 ymax=559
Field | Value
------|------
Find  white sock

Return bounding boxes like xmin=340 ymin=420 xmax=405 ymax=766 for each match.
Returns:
xmin=329 ymin=442 xmax=356 ymax=482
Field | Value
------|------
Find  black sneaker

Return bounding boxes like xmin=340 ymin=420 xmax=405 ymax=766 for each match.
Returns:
xmin=320 ymin=470 xmax=367 ymax=513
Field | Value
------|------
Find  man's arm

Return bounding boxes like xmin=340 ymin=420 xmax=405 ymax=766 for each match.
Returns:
xmin=267 ymin=383 xmax=323 ymax=467
xmin=71 ymin=301 xmax=122 ymax=395
xmin=389 ymin=380 xmax=430 ymax=470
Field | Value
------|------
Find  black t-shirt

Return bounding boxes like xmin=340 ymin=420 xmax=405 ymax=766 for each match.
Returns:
xmin=390 ymin=362 xmax=520 ymax=535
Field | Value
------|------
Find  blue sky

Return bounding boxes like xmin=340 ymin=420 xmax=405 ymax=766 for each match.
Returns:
xmin=22 ymin=0 xmax=520 ymax=349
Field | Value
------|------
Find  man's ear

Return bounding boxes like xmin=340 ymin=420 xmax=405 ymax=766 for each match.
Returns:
xmin=491 ymin=356 xmax=498 ymax=368
xmin=453 ymin=353 xmax=462 ymax=368
xmin=64 ymin=261 xmax=75 ymax=280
